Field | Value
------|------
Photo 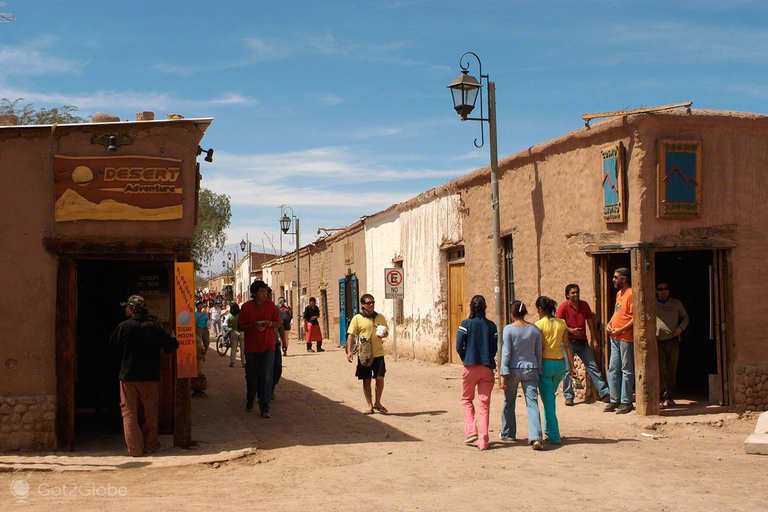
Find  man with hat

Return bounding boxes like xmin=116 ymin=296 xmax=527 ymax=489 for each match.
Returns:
xmin=110 ymin=295 xmax=179 ymax=456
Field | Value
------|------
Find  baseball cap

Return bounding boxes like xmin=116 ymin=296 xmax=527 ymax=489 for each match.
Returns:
xmin=120 ymin=295 xmax=147 ymax=309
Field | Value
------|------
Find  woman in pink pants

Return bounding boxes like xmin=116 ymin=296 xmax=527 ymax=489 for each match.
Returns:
xmin=456 ymin=295 xmax=498 ymax=450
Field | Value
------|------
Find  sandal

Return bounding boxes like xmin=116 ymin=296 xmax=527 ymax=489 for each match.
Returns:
xmin=363 ymin=408 xmax=375 ymax=415
xmin=373 ymin=405 xmax=388 ymax=414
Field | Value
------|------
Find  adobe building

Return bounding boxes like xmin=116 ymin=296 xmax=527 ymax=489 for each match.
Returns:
xmin=263 ymin=220 xmax=367 ymax=347
xmin=0 ymin=115 xmax=212 ymax=450
xmin=457 ymin=109 xmax=766 ymax=415
xmin=262 ymin=108 xmax=767 ymax=416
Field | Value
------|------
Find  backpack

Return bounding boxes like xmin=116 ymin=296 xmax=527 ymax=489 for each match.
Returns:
xmin=354 ymin=335 xmax=374 ymax=367
xmin=280 ymin=307 xmax=292 ymax=324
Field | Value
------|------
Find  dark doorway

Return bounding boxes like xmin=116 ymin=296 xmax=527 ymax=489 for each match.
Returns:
xmin=595 ymin=252 xmax=632 ymax=373
xmin=655 ymin=250 xmax=716 ymax=401
xmin=74 ymin=260 xmax=175 ymax=449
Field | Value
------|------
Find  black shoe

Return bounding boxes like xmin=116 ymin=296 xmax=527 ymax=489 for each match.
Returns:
xmin=603 ymin=402 xmax=619 ymax=412
xmin=565 ymin=398 xmax=575 ymax=407
xmin=615 ymin=403 xmax=634 ymax=414
xmin=246 ymin=400 xmax=254 ymax=412
xmin=600 ymin=394 xmax=611 ymax=403
xmin=316 ymin=348 xmax=325 ymax=352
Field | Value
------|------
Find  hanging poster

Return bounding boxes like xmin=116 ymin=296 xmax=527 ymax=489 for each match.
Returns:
xmin=601 ymin=142 xmax=625 ymax=223
xmin=54 ymin=155 xmax=184 ymax=221
xmin=174 ymin=262 xmax=198 ymax=379
xmin=657 ymin=139 xmax=701 ymax=218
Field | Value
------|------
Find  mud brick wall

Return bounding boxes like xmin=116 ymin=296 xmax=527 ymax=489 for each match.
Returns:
xmin=734 ymin=365 xmax=768 ymax=412
xmin=0 ymin=395 xmax=56 ymax=450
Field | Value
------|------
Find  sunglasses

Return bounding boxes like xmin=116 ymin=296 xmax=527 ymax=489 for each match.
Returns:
xmin=656 ymin=287 xmax=669 ymax=291
xmin=362 ymin=301 xmax=375 ymax=305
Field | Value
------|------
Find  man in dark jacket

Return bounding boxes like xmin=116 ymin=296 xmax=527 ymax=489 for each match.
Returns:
xmin=109 ymin=295 xmax=179 ymax=456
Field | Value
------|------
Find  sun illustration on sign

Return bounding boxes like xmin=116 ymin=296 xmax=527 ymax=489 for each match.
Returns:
xmin=56 ymin=165 xmax=101 ymax=185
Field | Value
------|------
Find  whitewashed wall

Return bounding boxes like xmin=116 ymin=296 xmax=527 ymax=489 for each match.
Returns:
xmin=365 ymin=194 xmax=463 ymax=363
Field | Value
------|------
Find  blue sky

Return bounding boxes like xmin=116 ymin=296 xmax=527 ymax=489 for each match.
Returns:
xmin=3 ymin=1 xmax=768 ymax=259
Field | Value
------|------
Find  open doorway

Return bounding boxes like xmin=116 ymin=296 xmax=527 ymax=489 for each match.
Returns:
xmin=595 ymin=252 xmax=631 ymax=372
xmin=72 ymin=260 xmax=175 ymax=450
xmin=655 ymin=250 xmax=717 ymax=403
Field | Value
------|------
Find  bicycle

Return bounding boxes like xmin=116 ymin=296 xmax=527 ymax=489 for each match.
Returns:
xmin=215 ymin=330 xmax=232 ymax=356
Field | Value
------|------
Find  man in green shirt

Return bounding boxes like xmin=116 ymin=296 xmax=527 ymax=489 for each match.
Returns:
xmin=656 ymin=282 xmax=690 ymax=407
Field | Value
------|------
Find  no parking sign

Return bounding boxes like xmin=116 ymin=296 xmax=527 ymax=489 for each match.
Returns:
xmin=384 ymin=268 xmax=404 ymax=299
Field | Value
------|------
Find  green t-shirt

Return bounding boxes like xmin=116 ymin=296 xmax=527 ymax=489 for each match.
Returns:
xmin=226 ymin=313 xmax=239 ymax=332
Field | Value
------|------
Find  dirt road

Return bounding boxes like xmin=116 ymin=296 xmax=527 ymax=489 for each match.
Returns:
xmin=2 ymin=341 xmax=766 ymax=511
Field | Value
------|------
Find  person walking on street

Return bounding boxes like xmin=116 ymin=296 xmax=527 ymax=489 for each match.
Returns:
xmin=195 ymin=301 xmax=211 ymax=361
xmin=109 ymin=295 xmax=179 ymax=457
xmin=210 ymin=303 xmax=222 ymax=337
xmin=226 ymin=303 xmax=244 ymax=368
xmin=605 ymin=268 xmax=635 ymax=414
xmin=238 ymin=280 xmax=282 ymax=418
xmin=346 ymin=294 xmax=389 ymax=415
xmin=268 ymin=288 xmax=287 ymax=399
xmin=534 ymin=296 xmax=576 ymax=445
xmin=557 ymin=284 xmax=611 ymax=406
xmin=455 ymin=295 xmax=497 ymax=451
xmin=304 ymin=297 xmax=324 ymax=352
xmin=499 ymin=300 xmax=544 ymax=450
xmin=278 ymin=298 xmax=291 ymax=356
xmin=656 ymin=281 xmax=689 ymax=407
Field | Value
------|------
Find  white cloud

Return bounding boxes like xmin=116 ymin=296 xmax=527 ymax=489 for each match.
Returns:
xmin=208 ymin=146 xmax=469 ymax=183
xmin=0 ymin=36 xmax=88 ymax=76
xmin=0 ymin=86 xmax=257 ymax=113
xmin=353 ymin=127 xmax=402 ymax=139
xmin=318 ymin=93 xmax=343 ymax=106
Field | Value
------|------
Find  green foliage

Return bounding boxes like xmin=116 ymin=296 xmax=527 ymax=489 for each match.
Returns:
xmin=0 ymin=97 xmax=88 ymax=125
xmin=192 ymin=188 xmax=232 ymax=271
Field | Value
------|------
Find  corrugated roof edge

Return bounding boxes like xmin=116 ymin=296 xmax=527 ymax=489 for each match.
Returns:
xmin=0 ymin=117 xmax=214 ymax=130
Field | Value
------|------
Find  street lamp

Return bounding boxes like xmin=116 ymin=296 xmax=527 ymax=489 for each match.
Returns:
xmin=280 ymin=206 xmax=301 ymax=341
xmin=447 ymin=52 xmax=503 ymax=365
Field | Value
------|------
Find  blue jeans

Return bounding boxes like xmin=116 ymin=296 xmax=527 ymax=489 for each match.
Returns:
xmin=273 ymin=342 xmax=282 ymax=393
xmin=245 ymin=350 xmax=275 ymax=413
xmin=608 ymin=338 xmax=635 ymax=404
xmin=501 ymin=371 xmax=543 ymax=444
xmin=562 ymin=340 xmax=609 ymax=400
xmin=539 ymin=360 xmax=566 ymax=443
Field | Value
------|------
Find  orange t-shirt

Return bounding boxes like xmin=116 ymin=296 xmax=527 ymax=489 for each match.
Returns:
xmin=608 ymin=287 xmax=634 ymax=342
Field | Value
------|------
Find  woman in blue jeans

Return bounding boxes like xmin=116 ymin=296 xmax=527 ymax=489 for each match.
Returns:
xmin=499 ymin=300 xmax=544 ymax=450
xmin=534 ymin=296 xmax=576 ymax=445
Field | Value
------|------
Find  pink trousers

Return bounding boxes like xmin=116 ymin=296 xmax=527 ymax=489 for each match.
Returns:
xmin=119 ymin=380 xmax=160 ymax=456
xmin=461 ymin=365 xmax=495 ymax=449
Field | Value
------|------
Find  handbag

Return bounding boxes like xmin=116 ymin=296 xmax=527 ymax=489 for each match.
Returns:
xmin=353 ymin=335 xmax=374 ymax=367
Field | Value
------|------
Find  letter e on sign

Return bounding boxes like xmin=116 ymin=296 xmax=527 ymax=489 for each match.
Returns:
xmin=384 ymin=268 xmax=404 ymax=299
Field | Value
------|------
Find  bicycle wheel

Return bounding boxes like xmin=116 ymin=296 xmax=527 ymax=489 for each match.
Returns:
xmin=216 ymin=335 xmax=228 ymax=356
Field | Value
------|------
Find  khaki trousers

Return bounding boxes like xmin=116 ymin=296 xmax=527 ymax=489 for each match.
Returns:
xmin=119 ymin=380 xmax=160 ymax=456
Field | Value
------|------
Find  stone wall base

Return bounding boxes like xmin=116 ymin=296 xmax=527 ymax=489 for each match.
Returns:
xmin=0 ymin=395 xmax=57 ymax=451
xmin=734 ymin=365 xmax=768 ymax=412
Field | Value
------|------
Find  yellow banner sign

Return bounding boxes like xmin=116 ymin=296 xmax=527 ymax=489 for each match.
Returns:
xmin=174 ymin=262 xmax=197 ymax=378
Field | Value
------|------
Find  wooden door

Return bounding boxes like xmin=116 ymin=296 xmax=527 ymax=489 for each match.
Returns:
xmin=448 ymin=262 xmax=466 ymax=364
xmin=338 ymin=279 xmax=347 ymax=346
xmin=713 ymin=249 xmax=731 ymax=405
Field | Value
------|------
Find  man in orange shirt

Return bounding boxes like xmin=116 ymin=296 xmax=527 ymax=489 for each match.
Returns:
xmin=604 ymin=267 xmax=635 ymax=414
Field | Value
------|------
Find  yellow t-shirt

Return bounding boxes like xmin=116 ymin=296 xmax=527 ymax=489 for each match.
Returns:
xmin=535 ymin=317 xmax=567 ymax=360
xmin=347 ymin=313 xmax=388 ymax=358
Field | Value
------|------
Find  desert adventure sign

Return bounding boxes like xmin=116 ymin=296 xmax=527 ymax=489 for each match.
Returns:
xmin=54 ymin=155 xmax=184 ymax=221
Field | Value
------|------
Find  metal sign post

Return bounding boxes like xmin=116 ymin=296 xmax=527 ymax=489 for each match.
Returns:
xmin=384 ymin=268 xmax=404 ymax=360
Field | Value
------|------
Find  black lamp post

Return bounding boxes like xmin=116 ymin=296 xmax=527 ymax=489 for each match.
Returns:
xmin=280 ymin=206 xmax=301 ymax=341
xmin=447 ymin=52 xmax=503 ymax=366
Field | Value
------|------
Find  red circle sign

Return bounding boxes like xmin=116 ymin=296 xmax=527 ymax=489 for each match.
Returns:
xmin=386 ymin=269 xmax=403 ymax=286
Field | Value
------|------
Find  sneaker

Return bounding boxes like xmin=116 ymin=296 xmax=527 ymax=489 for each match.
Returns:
xmin=532 ymin=440 xmax=543 ymax=451
xmin=604 ymin=402 xmax=619 ymax=412
xmin=246 ymin=400 xmax=254 ymax=412
xmin=565 ymin=398 xmax=575 ymax=407
xmin=600 ymin=394 xmax=611 ymax=403
xmin=260 ymin=411 xmax=271 ymax=419
xmin=464 ymin=434 xmax=478 ymax=445
xmin=615 ymin=403 xmax=634 ymax=414
xmin=665 ymin=399 xmax=676 ymax=407
xmin=499 ymin=435 xmax=516 ymax=443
